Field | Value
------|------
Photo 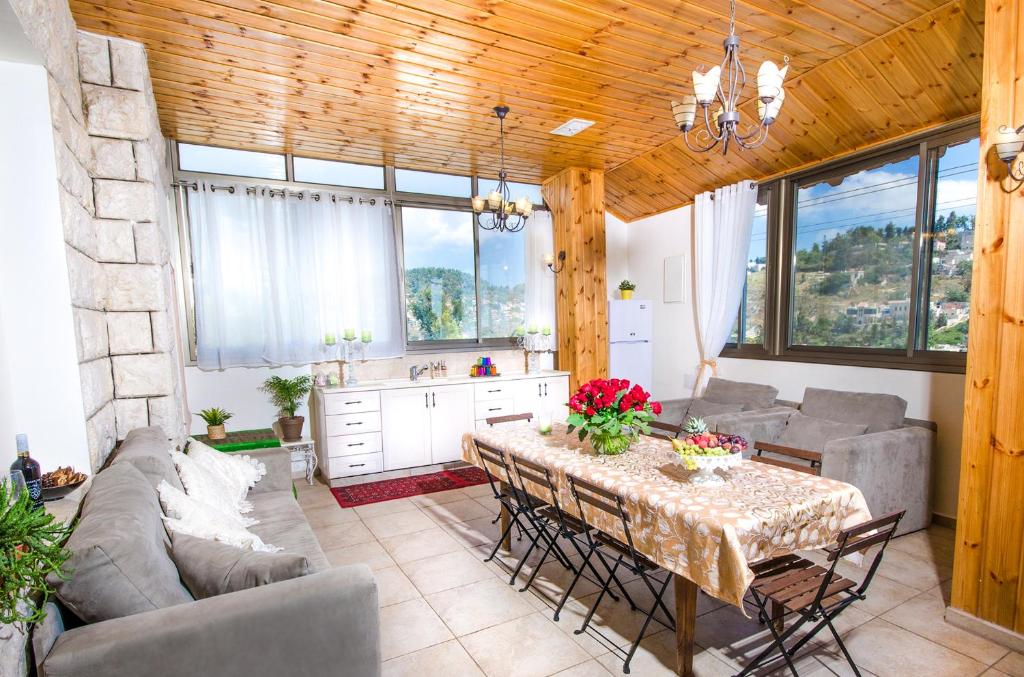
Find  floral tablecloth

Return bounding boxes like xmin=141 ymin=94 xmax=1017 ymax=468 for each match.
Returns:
xmin=463 ymin=423 xmax=872 ymax=608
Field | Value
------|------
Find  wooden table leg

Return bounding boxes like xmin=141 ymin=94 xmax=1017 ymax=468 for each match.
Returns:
xmin=674 ymin=574 xmax=698 ymax=677
xmin=499 ymin=480 xmax=512 ymax=551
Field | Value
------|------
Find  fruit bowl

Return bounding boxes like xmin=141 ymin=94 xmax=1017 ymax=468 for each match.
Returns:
xmin=671 ymin=428 xmax=748 ymax=486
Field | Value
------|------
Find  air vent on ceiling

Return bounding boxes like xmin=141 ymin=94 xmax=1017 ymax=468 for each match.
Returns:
xmin=550 ymin=118 xmax=595 ymax=137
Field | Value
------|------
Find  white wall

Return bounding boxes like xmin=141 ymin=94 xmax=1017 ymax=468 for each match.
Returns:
xmin=605 ymin=214 xmax=629 ymax=299
xmin=0 ymin=59 xmax=90 ymax=471
xmin=609 ymin=207 xmax=964 ymax=520
xmin=184 ymin=365 xmax=311 ymax=436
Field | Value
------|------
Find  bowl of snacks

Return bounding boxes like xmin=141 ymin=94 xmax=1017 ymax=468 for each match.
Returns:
xmin=670 ymin=424 xmax=747 ymax=486
xmin=41 ymin=466 xmax=88 ymax=501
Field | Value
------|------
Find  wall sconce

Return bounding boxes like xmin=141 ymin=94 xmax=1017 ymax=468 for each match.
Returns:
xmin=545 ymin=250 xmax=566 ymax=274
xmin=994 ymin=124 xmax=1024 ymax=193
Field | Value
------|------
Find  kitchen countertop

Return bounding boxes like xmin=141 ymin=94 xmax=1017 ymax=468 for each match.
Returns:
xmin=317 ymin=370 xmax=570 ymax=394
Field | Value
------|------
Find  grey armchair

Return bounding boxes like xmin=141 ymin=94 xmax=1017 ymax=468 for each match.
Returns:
xmin=657 ymin=377 xmax=790 ymax=429
xmin=711 ymin=387 xmax=935 ymax=535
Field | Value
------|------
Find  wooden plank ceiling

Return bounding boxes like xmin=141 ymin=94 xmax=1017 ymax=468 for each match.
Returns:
xmin=70 ymin=0 xmax=980 ymax=219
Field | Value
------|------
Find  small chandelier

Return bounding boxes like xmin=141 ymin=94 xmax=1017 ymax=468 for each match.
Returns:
xmin=472 ymin=106 xmax=532 ymax=233
xmin=671 ymin=0 xmax=788 ymax=154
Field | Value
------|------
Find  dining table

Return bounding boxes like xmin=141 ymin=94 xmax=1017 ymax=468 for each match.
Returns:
xmin=461 ymin=423 xmax=872 ymax=677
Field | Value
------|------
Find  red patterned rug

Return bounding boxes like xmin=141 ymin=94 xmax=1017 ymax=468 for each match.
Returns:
xmin=330 ymin=466 xmax=490 ymax=508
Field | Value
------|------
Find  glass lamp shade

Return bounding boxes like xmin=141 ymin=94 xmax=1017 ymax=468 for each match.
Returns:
xmin=514 ymin=196 xmax=532 ymax=214
xmin=994 ymin=125 xmax=1024 ymax=163
xmin=671 ymin=97 xmax=697 ymax=131
xmin=692 ymin=66 xmax=721 ymax=104
xmin=486 ymin=191 xmax=502 ymax=210
xmin=756 ymin=60 xmax=789 ymax=101
xmin=471 ymin=195 xmax=486 ymax=212
xmin=758 ymin=88 xmax=786 ymax=123
xmin=521 ymin=201 xmax=534 ymax=217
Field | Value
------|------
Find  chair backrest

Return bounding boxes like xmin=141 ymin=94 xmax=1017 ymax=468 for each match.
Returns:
xmin=474 ymin=439 xmax=510 ymax=499
xmin=646 ymin=421 xmax=683 ymax=441
xmin=485 ymin=412 xmax=533 ymax=427
xmin=821 ymin=510 xmax=905 ymax=602
xmin=751 ymin=441 xmax=822 ymax=475
xmin=566 ymin=474 xmax=643 ymax=566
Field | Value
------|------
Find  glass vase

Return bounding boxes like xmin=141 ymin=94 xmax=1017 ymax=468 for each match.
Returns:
xmin=590 ymin=431 xmax=634 ymax=456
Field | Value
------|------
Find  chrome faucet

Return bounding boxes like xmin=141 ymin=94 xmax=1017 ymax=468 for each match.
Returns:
xmin=409 ymin=364 xmax=429 ymax=381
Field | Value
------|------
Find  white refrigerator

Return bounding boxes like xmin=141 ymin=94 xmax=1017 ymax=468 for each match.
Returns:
xmin=608 ymin=300 xmax=653 ymax=388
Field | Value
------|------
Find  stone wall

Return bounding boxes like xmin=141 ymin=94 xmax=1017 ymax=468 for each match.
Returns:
xmin=10 ymin=0 xmax=186 ymax=470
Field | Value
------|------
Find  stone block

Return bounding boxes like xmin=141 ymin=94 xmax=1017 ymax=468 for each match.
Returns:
xmin=114 ymin=398 xmax=149 ymax=439
xmin=79 ymin=357 xmax=113 ymax=418
xmin=73 ymin=308 xmax=108 ymax=362
xmin=133 ymin=221 xmax=167 ymax=264
xmin=94 ymin=179 xmax=156 ymax=221
xmin=91 ymin=137 xmax=135 ymax=180
xmin=148 ymin=395 xmax=182 ymax=438
xmin=95 ymin=219 xmax=136 ymax=263
xmin=82 ymin=84 xmax=148 ymax=140
xmin=77 ymin=32 xmax=110 ymax=86
xmin=132 ymin=139 xmax=164 ymax=183
xmin=104 ymin=263 xmax=164 ymax=311
xmin=106 ymin=311 xmax=153 ymax=354
xmin=54 ymin=140 xmax=94 ymax=213
xmin=66 ymin=245 xmax=105 ymax=310
xmin=149 ymin=308 xmax=177 ymax=353
xmin=112 ymin=353 xmax=173 ymax=397
xmin=86 ymin=401 xmax=117 ymax=471
xmin=60 ymin=187 xmax=96 ymax=259
xmin=47 ymin=76 xmax=93 ymax=162
xmin=109 ymin=39 xmax=148 ymax=91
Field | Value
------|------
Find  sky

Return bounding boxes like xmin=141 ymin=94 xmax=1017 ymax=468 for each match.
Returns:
xmin=747 ymin=137 xmax=979 ymax=261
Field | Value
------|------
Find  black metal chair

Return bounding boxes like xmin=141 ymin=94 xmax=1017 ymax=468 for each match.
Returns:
xmin=508 ymin=454 xmax=632 ymax=619
xmin=738 ymin=510 xmax=906 ymax=677
xmin=566 ymin=473 xmax=676 ymax=674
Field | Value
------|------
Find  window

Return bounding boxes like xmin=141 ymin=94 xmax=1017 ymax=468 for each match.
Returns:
xmin=730 ymin=185 xmax=770 ymax=346
xmin=401 ymin=207 xmax=478 ymax=341
xmin=478 ymin=226 xmax=526 ymax=338
xmin=177 ymin=143 xmax=286 ymax=180
xmin=476 ymin=177 xmax=544 ymax=205
xmin=293 ymin=157 xmax=384 ymax=189
xmin=395 ymin=168 xmax=472 ymax=197
xmin=921 ymin=136 xmax=978 ymax=352
xmin=789 ymin=149 xmax=919 ymax=350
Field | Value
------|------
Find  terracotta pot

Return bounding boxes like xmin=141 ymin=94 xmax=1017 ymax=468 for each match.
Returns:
xmin=279 ymin=416 xmax=305 ymax=442
xmin=620 ymin=289 xmax=634 ymax=300
xmin=207 ymin=424 xmax=226 ymax=440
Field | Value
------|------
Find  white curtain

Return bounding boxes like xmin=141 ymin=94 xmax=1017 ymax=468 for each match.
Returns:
xmin=524 ymin=210 xmax=556 ymax=339
xmin=690 ymin=180 xmax=757 ymax=395
xmin=188 ymin=183 xmax=404 ymax=369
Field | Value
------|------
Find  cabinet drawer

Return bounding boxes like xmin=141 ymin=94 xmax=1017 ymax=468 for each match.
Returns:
xmin=325 ymin=411 xmax=381 ymax=436
xmin=475 ymin=398 xmax=514 ymax=420
xmin=474 ymin=382 xmax=514 ymax=401
xmin=326 ymin=432 xmax=383 ymax=459
xmin=324 ymin=391 xmax=380 ymax=416
xmin=328 ymin=452 xmax=383 ymax=478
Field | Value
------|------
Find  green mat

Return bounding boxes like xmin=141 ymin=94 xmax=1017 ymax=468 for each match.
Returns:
xmin=192 ymin=428 xmax=281 ymax=453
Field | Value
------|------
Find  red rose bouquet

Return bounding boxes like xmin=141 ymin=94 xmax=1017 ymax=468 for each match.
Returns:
xmin=566 ymin=378 xmax=662 ymax=455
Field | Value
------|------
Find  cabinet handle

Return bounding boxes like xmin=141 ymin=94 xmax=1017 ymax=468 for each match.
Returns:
xmin=346 ymin=422 xmax=362 ymax=426
xmin=432 ymin=392 xmax=436 ymax=407
xmin=487 ymin=389 xmax=501 ymax=393
xmin=350 ymin=463 xmax=366 ymax=468
xmin=538 ymin=383 xmax=542 ymax=397
xmin=348 ymin=442 xmax=364 ymax=447
xmin=345 ymin=401 xmax=361 ymax=405
xmin=425 ymin=392 xmax=429 ymax=408
xmin=544 ymin=383 xmax=548 ymax=396
xmin=488 ymin=407 xmax=502 ymax=412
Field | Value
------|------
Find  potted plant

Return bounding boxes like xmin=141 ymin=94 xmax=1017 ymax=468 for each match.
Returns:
xmin=0 ymin=478 xmax=72 ymax=627
xmin=259 ymin=375 xmax=313 ymax=442
xmin=618 ymin=279 xmax=636 ymax=300
xmin=196 ymin=407 xmax=233 ymax=441
xmin=567 ymin=378 xmax=661 ymax=455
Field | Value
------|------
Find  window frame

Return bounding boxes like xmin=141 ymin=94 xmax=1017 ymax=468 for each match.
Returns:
xmin=722 ymin=118 xmax=977 ymax=374
xmin=169 ymin=142 xmax=547 ymax=362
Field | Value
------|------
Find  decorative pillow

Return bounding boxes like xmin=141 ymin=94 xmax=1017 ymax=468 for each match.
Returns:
xmin=158 ymin=481 xmax=280 ymax=553
xmin=800 ymin=387 xmax=907 ymax=434
xmin=776 ymin=412 xmax=868 ymax=452
xmin=170 ymin=449 xmax=253 ymax=519
xmin=186 ymin=438 xmax=266 ymax=513
xmin=170 ymin=533 xmax=309 ymax=599
xmin=686 ymin=399 xmax=744 ymax=419
xmin=703 ymin=377 xmax=778 ymax=410
xmin=53 ymin=464 xmax=193 ymax=622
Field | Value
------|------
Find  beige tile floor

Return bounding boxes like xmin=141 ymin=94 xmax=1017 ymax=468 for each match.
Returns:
xmin=297 ymin=480 xmax=1019 ymax=677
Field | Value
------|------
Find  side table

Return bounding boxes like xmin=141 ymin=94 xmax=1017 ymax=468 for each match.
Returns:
xmin=280 ymin=437 xmax=317 ymax=485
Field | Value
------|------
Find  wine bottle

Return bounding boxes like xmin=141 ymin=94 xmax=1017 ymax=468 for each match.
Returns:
xmin=11 ymin=434 xmax=43 ymax=510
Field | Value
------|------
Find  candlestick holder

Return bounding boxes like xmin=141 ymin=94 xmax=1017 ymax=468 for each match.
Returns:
xmin=514 ymin=332 xmax=552 ymax=374
xmin=342 ymin=338 xmax=365 ymax=386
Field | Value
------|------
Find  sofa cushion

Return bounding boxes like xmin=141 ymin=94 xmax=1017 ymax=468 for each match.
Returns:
xmin=800 ymin=387 xmax=908 ymax=434
xmin=686 ymin=399 xmax=744 ymax=420
xmin=247 ymin=491 xmax=330 ymax=572
xmin=170 ymin=533 xmax=309 ymax=599
xmin=53 ymin=463 xmax=193 ymax=622
xmin=703 ymin=377 xmax=778 ymax=411
xmin=777 ymin=412 xmax=868 ymax=452
xmin=110 ymin=426 xmax=183 ymax=492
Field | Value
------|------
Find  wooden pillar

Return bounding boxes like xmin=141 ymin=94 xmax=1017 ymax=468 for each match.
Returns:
xmin=541 ymin=167 xmax=608 ymax=392
xmin=950 ymin=0 xmax=1024 ymax=634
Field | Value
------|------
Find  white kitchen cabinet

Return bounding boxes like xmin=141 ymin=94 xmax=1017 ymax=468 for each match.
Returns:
xmin=428 ymin=384 xmax=474 ymax=464
xmin=380 ymin=388 xmax=432 ymax=470
xmin=514 ymin=374 xmax=571 ymax=422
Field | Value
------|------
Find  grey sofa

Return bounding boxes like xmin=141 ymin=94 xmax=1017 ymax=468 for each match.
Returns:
xmin=657 ymin=377 xmax=791 ymax=430
xmin=33 ymin=427 xmax=380 ymax=677
xmin=711 ymin=388 xmax=935 ymax=535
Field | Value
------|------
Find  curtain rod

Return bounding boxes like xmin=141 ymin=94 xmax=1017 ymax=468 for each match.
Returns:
xmin=172 ymin=181 xmax=391 ymax=206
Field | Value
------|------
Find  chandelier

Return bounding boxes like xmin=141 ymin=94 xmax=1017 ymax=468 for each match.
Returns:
xmin=671 ymin=0 xmax=788 ymax=154
xmin=472 ymin=106 xmax=533 ymax=233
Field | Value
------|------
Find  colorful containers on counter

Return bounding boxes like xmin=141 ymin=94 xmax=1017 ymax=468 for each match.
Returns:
xmin=470 ymin=356 xmax=500 ymax=377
